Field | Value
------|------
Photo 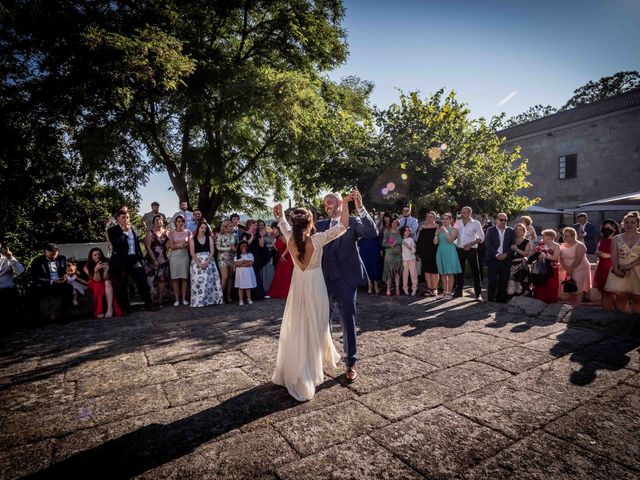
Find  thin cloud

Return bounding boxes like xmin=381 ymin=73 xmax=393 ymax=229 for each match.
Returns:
xmin=497 ymin=90 xmax=518 ymax=107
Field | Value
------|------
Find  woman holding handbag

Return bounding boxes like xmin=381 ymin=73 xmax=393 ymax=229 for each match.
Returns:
xmin=559 ymin=227 xmax=591 ymax=305
xmin=507 ymin=223 xmax=532 ymax=296
xmin=531 ymin=229 xmax=561 ymax=304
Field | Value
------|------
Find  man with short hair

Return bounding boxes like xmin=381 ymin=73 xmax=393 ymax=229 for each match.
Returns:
xmin=399 ymin=205 xmax=419 ymax=240
xmin=141 ymin=202 xmax=166 ymax=232
xmin=0 ymin=241 xmax=25 ymax=321
xmin=484 ymin=213 xmax=515 ymax=303
xmin=30 ymin=243 xmax=74 ymax=311
xmin=573 ymin=213 xmax=597 ymax=254
xmin=453 ymin=206 xmax=485 ymax=300
xmin=108 ymin=209 xmax=156 ymax=312
xmin=191 ymin=209 xmax=208 ymax=235
xmin=171 ymin=200 xmax=196 ymax=232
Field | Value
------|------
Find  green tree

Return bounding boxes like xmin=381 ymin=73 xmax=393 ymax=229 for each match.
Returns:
xmin=2 ymin=0 xmax=373 ymax=222
xmin=562 ymin=70 xmax=640 ymax=110
xmin=360 ymin=90 xmax=536 ymax=216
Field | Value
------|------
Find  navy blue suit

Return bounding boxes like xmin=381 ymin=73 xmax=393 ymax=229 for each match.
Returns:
xmin=484 ymin=226 xmax=515 ymax=303
xmin=572 ymin=221 xmax=597 ymax=254
xmin=316 ymin=213 xmax=378 ymax=366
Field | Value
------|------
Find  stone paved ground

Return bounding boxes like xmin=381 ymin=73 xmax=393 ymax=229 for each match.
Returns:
xmin=1 ymin=293 xmax=639 ymax=479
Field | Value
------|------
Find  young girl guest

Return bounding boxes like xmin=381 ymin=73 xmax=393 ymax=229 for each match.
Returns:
xmin=595 ymin=219 xmax=619 ymax=310
xmin=234 ymin=241 xmax=256 ymax=305
xmin=168 ymin=215 xmax=192 ymax=306
xmin=400 ymin=226 xmax=418 ymax=296
xmin=189 ymin=222 xmax=224 ymax=307
xmin=434 ymin=213 xmax=461 ymax=298
xmin=64 ymin=259 xmax=87 ymax=306
xmin=84 ymin=248 xmax=122 ymax=318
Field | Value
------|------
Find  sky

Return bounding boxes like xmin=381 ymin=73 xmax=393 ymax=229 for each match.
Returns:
xmin=140 ymin=0 xmax=640 ymax=215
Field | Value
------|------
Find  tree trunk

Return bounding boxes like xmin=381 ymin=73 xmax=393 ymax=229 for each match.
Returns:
xmin=198 ymin=183 xmax=223 ymax=223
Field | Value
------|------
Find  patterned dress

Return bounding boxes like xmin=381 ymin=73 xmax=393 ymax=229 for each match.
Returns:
xmin=145 ymin=229 xmax=170 ymax=294
xmin=190 ymin=237 xmax=224 ymax=307
xmin=604 ymin=234 xmax=640 ymax=295
xmin=216 ymin=233 xmax=237 ymax=270
xmin=382 ymin=229 xmax=403 ymax=281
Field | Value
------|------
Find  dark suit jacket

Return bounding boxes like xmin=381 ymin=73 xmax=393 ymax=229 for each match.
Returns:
xmin=572 ymin=222 xmax=597 ymax=254
xmin=107 ymin=224 xmax=144 ymax=268
xmin=316 ymin=214 xmax=378 ymax=289
xmin=30 ymin=254 xmax=68 ymax=287
xmin=484 ymin=226 xmax=515 ymax=263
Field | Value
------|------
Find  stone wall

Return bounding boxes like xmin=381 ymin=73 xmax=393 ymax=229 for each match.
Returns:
xmin=503 ymin=107 xmax=640 ymax=211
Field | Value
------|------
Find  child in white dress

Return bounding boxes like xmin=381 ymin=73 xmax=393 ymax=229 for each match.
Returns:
xmin=64 ymin=260 xmax=87 ymax=306
xmin=234 ymin=241 xmax=256 ymax=305
xmin=400 ymin=226 xmax=418 ymax=296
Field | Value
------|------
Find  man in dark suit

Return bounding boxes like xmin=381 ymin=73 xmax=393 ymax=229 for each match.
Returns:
xmin=484 ymin=213 xmax=515 ymax=303
xmin=573 ymin=212 xmax=598 ymax=254
xmin=107 ymin=208 xmax=155 ymax=312
xmin=316 ymin=189 xmax=378 ymax=382
xmin=30 ymin=243 xmax=74 ymax=311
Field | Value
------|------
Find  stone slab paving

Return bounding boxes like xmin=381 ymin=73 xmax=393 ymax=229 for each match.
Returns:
xmin=0 ymin=293 xmax=639 ymax=479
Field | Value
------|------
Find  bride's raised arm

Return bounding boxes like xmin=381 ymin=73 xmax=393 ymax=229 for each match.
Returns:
xmin=274 ymin=203 xmax=292 ymax=242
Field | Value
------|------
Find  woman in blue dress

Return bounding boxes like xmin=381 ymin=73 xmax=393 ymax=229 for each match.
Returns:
xmin=358 ymin=236 xmax=381 ymax=294
xmin=434 ymin=212 xmax=462 ymax=298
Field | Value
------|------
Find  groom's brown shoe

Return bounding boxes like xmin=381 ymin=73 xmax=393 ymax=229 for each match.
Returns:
xmin=346 ymin=366 xmax=358 ymax=383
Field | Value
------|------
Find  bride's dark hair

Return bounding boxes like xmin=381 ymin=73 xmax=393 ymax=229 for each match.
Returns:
xmin=291 ymin=208 xmax=313 ymax=263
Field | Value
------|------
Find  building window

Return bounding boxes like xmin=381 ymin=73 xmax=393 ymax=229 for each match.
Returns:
xmin=559 ymin=154 xmax=577 ymax=179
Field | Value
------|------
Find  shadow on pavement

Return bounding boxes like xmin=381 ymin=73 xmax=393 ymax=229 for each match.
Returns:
xmin=22 ymin=381 xmax=315 ymax=479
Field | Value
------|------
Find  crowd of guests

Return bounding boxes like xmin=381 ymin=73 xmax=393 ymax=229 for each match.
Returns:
xmin=1 ymin=200 xmax=639 ymax=321
xmin=358 ymin=207 xmax=640 ymax=314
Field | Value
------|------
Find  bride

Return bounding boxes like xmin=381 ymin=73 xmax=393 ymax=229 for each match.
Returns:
xmin=271 ymin=195 xmax=351 ymax=401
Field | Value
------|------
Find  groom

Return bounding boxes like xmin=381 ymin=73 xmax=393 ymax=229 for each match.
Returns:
xmin=316 ymin=188 xmax=378 ymax=382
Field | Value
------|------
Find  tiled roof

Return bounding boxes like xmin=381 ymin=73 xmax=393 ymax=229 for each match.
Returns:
xmin=498 ymin=88 xmax=640 ymax=140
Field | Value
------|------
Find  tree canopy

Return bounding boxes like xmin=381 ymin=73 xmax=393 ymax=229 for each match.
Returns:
xmin=2 ymin=0 xmax=374 ymax=224
xmin=355 ymin=90 xmax=536 ymax=216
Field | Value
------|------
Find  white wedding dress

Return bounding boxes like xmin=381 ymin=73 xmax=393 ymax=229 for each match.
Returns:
xmin=271 ymin=217 xmax=345 ymax=401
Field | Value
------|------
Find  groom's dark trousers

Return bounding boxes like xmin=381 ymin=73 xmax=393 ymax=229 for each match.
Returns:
xmin=317 ymin=213 xmax=378 ymax=367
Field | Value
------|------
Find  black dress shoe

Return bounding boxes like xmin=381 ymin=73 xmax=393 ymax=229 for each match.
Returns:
xmin=452 ymin=292 xmax=463 ymax=298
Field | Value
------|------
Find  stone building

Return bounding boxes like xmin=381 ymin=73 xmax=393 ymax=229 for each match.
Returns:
xmin=498 ymin=88 xmax=640 ymax=227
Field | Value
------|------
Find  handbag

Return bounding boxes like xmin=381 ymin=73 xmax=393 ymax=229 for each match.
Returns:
xmin=562 ymin=275 xmax=578 ymax=293
xmin=529 ymin=259 xmax=549 ymax=287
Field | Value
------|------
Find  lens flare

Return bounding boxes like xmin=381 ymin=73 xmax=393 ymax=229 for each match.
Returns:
xmin=381 ymin=187 xmax=389 ymax=195
xmin=401 ymin=173 xmax=408 ymax=180
xmin=428 ymin=147 xmax=441 ymax=160
xmin=386 ymin=182 xmax=396 ymax=192
xmin=440 ymin=143 xmax=448 ymax=150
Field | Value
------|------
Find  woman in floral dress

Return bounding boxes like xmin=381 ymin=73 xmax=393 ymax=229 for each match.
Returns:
xmin=144 ymin=215 xmax=170 ymax=305
xmin=189 ymin=222 xmax=223 ymax=307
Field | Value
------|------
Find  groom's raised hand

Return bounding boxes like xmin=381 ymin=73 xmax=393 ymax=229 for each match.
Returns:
xmin=273 ymin=204 xmax=283 ymax=219
xmin=350 ymin=188 xmax=363 ymax=210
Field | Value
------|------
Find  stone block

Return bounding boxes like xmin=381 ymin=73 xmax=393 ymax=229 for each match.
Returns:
xmin=507 ymin=296 xmax=547 ymax=317
xmin=371 ymin=406 xmax=511 ymax=478
xmin=477 ymin=346 xmax=556 ymax=374
xmin=427 ymin=361 xmax=512 ymax=395
xmin=162 ymin=368 xmax=257 ymax=406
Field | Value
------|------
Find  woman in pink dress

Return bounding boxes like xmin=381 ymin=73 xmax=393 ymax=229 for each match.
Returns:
xmin=595 ymin=219 xmax=619 ymax=309
xmin=559 ymin=227 xmax=592 ymax=305
xmin=267 ymin=223 xmax=294 ymax=298
xmin=532 ymin=229 xmax=561 ymax=304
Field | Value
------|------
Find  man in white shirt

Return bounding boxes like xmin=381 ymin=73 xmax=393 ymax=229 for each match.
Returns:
xmin=399 ymin=205 xmax=419 ymax=240
xmin=171 ymin=200 xmax=196 ymax=232
xmin=453 ymin=206 xmax=485 ymax=300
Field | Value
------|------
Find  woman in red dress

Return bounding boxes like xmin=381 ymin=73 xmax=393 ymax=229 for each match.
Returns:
xmin=595 ymin=219 xmax=619 ymax=309
xmin=532 ymin=229 xmax=561 ymax=304
xmin=84 ymin=247 xmax=123 ymax=318
xmin=267 ymin=223 xmax=294 ymax=298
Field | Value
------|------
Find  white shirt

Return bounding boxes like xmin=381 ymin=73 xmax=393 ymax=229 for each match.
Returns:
xmin=454 ymin=218 xmax=485 ymax=249
xmin=496 ymin=227 xmax=506 ymax=255
xmin=48 ymin=260 xmax=59 ymax=281
xmin=331 ymin=206 xmax=370 ymax=226
xmin=124 ymin=229 xmax=136 ymax=255
xmin=401 ymin=238 xmax=416 ymax=261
